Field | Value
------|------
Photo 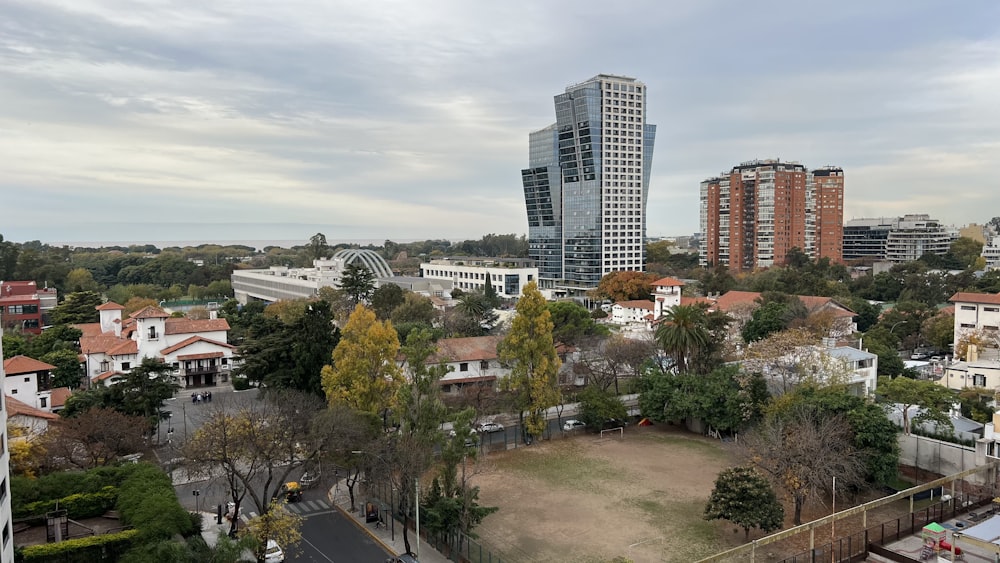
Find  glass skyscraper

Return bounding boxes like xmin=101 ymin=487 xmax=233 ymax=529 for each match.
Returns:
xmin=522 ymin=74 xmax=656 ymax=295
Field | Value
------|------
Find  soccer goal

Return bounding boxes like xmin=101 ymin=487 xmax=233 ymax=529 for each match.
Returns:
xmin=599 ymin=427 xmax=624 ymax=439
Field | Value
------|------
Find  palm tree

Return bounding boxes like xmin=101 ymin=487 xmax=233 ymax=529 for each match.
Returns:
xmin=655 ymin=304 xmax=711 ymax=373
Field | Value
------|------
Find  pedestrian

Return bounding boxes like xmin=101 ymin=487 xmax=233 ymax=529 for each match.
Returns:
xmin=191 ymin=393 xmax=197 ymax=404
xmin=207 ymin=391 xmax=212 ymax=403
xmin=195 ymin=393 xmax=202 ymax=404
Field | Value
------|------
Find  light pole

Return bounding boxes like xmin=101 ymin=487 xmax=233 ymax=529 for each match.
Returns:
xmin=352 ymin=450 xmax=416 ymax=552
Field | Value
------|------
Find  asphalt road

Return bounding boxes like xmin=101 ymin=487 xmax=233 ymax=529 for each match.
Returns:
xmin=160 ymin=386 xmax=389 ymax=562
xmin=289 ymin=490 xmax=392 ymax=563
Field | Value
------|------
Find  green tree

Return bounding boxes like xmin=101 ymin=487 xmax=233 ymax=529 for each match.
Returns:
xmin=371 ymin=283 xmax=405 ymax=320
xmin=639 ymin=365 xmax=768 ymax=433
xmin=576 ymin=386 xmax=627 ymax=429
xmin=455 ymin=292 xmax=499 ymax=335
xmin=50 ymin=291 xmax=103 ymax=325
xmin=655 ymin=304 xmax=711 ymax=372
xmin=948 ymin=237 xmax=984 ymax=269
xmin=308 ymin=233 xmax=329 ymax=261
xmin=547 ymin=301 xmax=609 ymax=346
xmin=322 ymin=304 xmax=403 ymax=417
xmin=922 ymin=313 xmax=955 ymax=352
xmin=876 ymin=376 xmax=955 ymax=435
xmin=27 ymin=324 xmax=82 ymax=357
xmin=391 ymin=292 xmax=438 ymax=325
xmin=704 ymin=466 xmax=784 ymax=539
xmin=845 ymin=297 xmax=882 ymax=333
xmin=64 ymin=267 xmax=100 ymax=292
xmin=61 ymin=357 xmax=179 ymax=425
xmin=338 ymin=264 xmax=376 ymax=305
xmin=2 ymin=332 xmax=27 ymax=358
xmin=498 ymin=282 xmax=561 ymax=443
xmin=645 ymin=240 xmax=674 ymax=264
xmin=0 ymin=234 xmax=20 ymax=279
xmin=41 ymin=348 xmax=85 ymax=388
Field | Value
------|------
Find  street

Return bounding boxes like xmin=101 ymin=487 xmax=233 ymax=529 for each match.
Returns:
xmin=158 ymin=386 xmax=391 ymax=562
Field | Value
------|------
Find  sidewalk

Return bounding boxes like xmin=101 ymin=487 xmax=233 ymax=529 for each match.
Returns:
xmin=327 ymin=482 xmax=451 ymax=563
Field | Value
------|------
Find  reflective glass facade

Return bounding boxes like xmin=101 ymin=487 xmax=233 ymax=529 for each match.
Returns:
xmin=522 ymin=75 xmax=656 ymax=291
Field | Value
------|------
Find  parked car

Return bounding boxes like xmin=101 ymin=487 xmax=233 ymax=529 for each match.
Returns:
xmin=265 ymin=540 xmax=285 ymax=563
xmin=477 ymin=422 xmax=504 ymax=433
xmin=563 ymin=419 xmax=586 ymax=431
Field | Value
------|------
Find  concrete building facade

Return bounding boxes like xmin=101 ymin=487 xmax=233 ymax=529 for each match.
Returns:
xmin=699 ymin=160 xmax=844 ymax=272
xmin=420 ymin=258 xmax=538 ymax=299
xmin=522 ymin=74 xmax=656 ymax=297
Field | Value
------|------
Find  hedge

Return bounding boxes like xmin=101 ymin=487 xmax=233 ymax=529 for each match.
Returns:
xmin=117 ymin=464 xmax=193 ymax=540
xmin=12 ymin=465 xmax=138 ymax=515
xmin=15 ymin=487 xmax=118 ymax=521
xmin=21 ymin=529 xmax=140 ymax=563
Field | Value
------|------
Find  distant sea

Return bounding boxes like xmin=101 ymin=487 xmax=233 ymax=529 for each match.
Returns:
xmin=48 ymin=239 xmax=418 ymax=252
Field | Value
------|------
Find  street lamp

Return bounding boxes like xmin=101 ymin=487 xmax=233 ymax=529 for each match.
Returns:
xmin=192 ymin=489 xmax=201 ymax=513
xmin=889 ymin=320 xmax=909 ymax=334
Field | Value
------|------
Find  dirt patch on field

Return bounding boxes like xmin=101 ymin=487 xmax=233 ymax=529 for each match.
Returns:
xmin=472 ymin=425 xmax=733 ymax=562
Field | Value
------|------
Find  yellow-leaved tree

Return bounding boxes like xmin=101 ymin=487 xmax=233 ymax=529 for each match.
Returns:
xmin=322 ymin=304 xmax=403 ymax=417
xmin=498 ymin=282 xmax=561 ymax=443
xmin=241 ymin=499 xmax=303 ymax=563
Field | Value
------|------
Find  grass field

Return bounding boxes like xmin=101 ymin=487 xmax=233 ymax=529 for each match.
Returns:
xmin=471 ymin=424 xmax=734 ymax=563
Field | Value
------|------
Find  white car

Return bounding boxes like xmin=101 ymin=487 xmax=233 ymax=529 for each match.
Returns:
xmin=477 ymin=422 xmax=504 ymax=433
xmin=265 ymin=540 xmax=284 ymax=563
xmin=563 ymin=419 xmax=586 ymax=431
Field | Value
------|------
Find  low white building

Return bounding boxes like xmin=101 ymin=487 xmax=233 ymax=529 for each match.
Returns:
xmin=232 ymin=250 xmax=394 ymax=304
xmin=2 ymin=355 xmax=70 ymax=412
xmin=609 ymin=277 xmax=709 ymax=330
xmin=400 ymin=335 xmax=508 ymax=394
xmin=746 ymin=343 xmax=878 ymax=397
xmin=420 ymin=257 xmax=538 ymax=299
xmin=78 ymin=303 xmax=236 ymax=389
xmin=940 ymin=345 xmax=1000 ymax=391
xmin=951 ymin=292 xmax=1000 ymax=358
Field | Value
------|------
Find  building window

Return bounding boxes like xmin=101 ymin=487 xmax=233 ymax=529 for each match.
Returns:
xmin=460 ymin=363 xmax=469 ymax=372
xmin=121 ymin=362 xmax=131 ymax=370
xmin=24 ymin=377 xmax=29 ymax=383
xmin=480 ymin=361 xmax=489 ymax=370
xmin=40 ymin=397 xmax=47 ymax=408
xmin=974 ymin=374 xmax=987 ymax=387
xmin=986 ymin=307 xmax=1000 ymax=312
xmin=148 ymin=326 xmax=158 ymax=340
xmin=961 ymin=305 xmax=976 ymax=310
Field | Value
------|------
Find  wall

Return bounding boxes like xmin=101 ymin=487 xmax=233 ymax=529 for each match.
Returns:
xmin=898 ymin=433 xmax=977 ymax=479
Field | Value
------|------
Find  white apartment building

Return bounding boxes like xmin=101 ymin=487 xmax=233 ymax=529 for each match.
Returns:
xmin=950 ymin=292 xmax=1000 ymax=359
xmin=420 ymin=258 xmax=538 ymax=299
xmin=0 ymin=332 xmax=14 ymax=563
xmin=884 ymin=214 xmax=956 ymax=263
xmin=982 ymin=236 xmax=1000 ymax=271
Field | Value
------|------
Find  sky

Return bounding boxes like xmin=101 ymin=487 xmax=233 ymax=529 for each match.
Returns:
xmin=2 ymin=0 xmax=999 ymax=245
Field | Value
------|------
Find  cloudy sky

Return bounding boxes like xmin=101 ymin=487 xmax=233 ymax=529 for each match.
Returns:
xmin=2 ymin=0 xmax=999 ymax=245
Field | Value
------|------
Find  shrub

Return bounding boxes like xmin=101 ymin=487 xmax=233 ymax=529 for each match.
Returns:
xmin=232 ymin=376 xmax=251 ymax=390
xmin=21 ymin=529 xmax=139 ymax=563
xmin=16 ymin=487 xmax=118 ymax=520
xmin=117 ymin=463 xmax=192 ymax=540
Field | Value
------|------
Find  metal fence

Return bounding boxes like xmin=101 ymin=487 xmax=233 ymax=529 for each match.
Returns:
xmin=772 ymin=492 xmax=995 ymax=563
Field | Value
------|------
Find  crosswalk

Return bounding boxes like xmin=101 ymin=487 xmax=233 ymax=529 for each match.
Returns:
xmin=244 ymin=499 xmax=333 ymax=520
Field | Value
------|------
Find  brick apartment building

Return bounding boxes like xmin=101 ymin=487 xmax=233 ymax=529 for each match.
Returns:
xmin=699 ymin=159 xmax=844 ymax=272
xmin=0 ymin=281 xmax=57 ymax=335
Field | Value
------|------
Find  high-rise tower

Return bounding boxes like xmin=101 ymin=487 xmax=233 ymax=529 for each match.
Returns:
xmin=699 ymin=159 xmax=844 ymax=272
xmin=522 ymin=74 xmax=656 ymax=295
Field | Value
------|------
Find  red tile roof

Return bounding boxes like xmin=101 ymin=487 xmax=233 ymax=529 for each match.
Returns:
xmin=3 ymin=355 xmax=56 ymax=375
xmin=5 ymin=395 xmax=59 ymax=420
xmin=614 ymin=300 xmax=655 ymax=311
xmin=161 ymin=335 xmax=235 ymax=355
xmin=681 ymin=296 xmax=714 ymax=307
xmin=96 ymin=302 xmax=125 ymax=311
xmin=652 ymin=277 xmax=685 ymax=287
xmin=95 ymin=370 xmax=125 ymax=381
xmin=178 ymin=351 xmax=225 ymax=361
xmin=75 ymin=323 xmax=105 ymax=337
xmin=429 ymin=335 xmax=503 ymax=363
xmin=79 ymin=334 xmax=125 ymax=354
xmin=131 ymin=306 xmax=170 ymax=319
xmin=713 ymin=291 xmax=855 ymax=318
xmin=106 ymin=340 xmax=139 ymax=356
xmin=165 ymin=318 xmax=231 ymax=335
xmin=950 ymin=292 xmax=1000 ymax=305
xmin=49 ymin=387 xmax=72 ymax=408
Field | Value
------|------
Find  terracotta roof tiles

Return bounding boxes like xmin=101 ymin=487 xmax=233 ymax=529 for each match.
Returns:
xmin=652 ymin=277 xmax=685 ymax=287
xmin=3 ymin=355 xmax=56 ymax=375
xmin=614 ymin=300 xmax=655 ymax=311
xmin=5 ymin=395 xmax=59 ymax=420
xmin=161 ymin=335 xmax=234 ymax=355
xmin=950 ymin=292 xmax=1000 ymax=306
xmin=165 ymin=318 xmax=230 ymax=335
xmin=130 ymin=306 xmax=170 ymax=319
xmin=96 ymin=302 xmax=125 ymax=311
xmin=428 ymin=335 xmax=503 ymax=363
